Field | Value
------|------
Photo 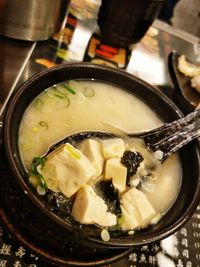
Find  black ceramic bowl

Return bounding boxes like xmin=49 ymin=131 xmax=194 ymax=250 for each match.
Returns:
xmin=2 ymin=63 xmax=200 ymax=249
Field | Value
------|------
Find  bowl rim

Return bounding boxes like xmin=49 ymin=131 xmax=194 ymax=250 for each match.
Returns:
xmin=3 ymin=62 xmax=200 ymax=247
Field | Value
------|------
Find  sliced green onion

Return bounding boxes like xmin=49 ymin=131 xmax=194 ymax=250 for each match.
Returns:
xmin=62 ymin=83 xmax=76 ymax=95
xmin=33 ymin=98 xmax=43 ymax=110
xmin=55 ymin=95 xmax=70 ymax=108
xmin=65 ymin=96 xmax=70 ymax=107
xmin=39 ymin=121 xmax=48 ymax=130
xmin=36 ymin=185 xmax=46 ymax=196
xmin=83 ymin=87 xmax=95 ymax=97
xmin=54 ymin=88 xmax=67 ymax=98
xmin=54 ymin=93 xmax=64 ymax=99
xmin=101 ymin=229 xmax=110 ymax=242
xmin=46 ymin=88 xmax=55 ymax=97
xmin=68 ymin=80 xmax=81 ymax=89
xmin=39 ymin=173 xmax=48 ymax=190
xmin=64 ymin=144 xmax=81 ymax=159
xmin=30 ymin=157 xmax=48 ymax=190
xmin=31 ymin=157 xmax=46 ymax=173
xmin=128 ymin=230 xmax=135 ymax=235
xmin=53 ymin=89 xmax=70 ymax=107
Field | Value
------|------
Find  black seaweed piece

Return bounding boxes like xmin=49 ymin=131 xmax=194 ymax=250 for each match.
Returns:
xmin=46 ymin=190 xmax=74 ymax=216
xmin=95 ymin=179 xmax=121 ymax=215
xmin=121 ymin=150 xmax=144 ymax=185
xmin=45 ymin=190 xmax=103 ymax=238
xmin=43 ymin=188 xmax=128 ymax=239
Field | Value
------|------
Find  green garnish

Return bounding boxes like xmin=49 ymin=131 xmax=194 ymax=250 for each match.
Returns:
xmin=33 ymin=98 xmax=43 ymax=110
xmin=39 ymin=121 xmax=48 ymax=130
xmin=31 ymin=157 xmax=46 ymax=172
xmin=53 ymin=89 xmax=70 ymax=107
xmin=54 ymin=92 xmax=65 ymax=99
xmin=62 ymin=83 xmax=76 ymax=95
xmin=83 ymin=87 xmax=95 ymax=97
xmin=68 ymin=80 xmax=80 ymax=89
xmin=55 ymin=94 xmax=64 ymax=99
xmin=65 ymin=96 xmax=70 ymax=107
xmin=30 ymin=157 xmax=48 ymax=190
xmin=65 ymin=144 xmax=81 ymax=159
xmin=54 ymin=88 xmax=67 ymax=98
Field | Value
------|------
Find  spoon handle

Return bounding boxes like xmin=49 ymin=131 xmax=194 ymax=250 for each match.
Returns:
xmin=141 ymin=109 xmax=200 ymax=161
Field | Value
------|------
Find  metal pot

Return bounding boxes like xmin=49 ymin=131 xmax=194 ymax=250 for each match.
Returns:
xmin=0 ymin=0 xmax=71 ymax=41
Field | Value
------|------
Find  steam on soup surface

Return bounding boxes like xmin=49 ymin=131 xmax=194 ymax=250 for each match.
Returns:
xmin=19 ymin=80 xmax=182 ymax=236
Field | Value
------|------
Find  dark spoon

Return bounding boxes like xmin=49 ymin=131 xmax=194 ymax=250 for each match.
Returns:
xmin=46 ymin=108 xmax=200 ymax=162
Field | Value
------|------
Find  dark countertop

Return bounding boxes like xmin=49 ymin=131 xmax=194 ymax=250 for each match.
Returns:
xmin=0 ymin=6 xmax=200 ymax=267
xmin=0 ymin=37 xmax=35 ymax=111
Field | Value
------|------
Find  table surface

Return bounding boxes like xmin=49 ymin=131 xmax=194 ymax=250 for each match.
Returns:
xmin=0 ymin=2 xmax=200 ymax=266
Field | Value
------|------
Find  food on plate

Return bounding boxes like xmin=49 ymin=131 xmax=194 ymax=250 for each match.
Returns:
xmin=19 ymin=80 xmax=182 ymax=238
xmin=191 ymin=75 xmax=200 ymax=93
xmin=178 ymin=55 xmax=200 ymax=93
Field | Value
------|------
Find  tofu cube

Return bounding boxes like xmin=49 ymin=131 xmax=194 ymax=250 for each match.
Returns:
xmin=120 ymin=187 xmax=156 ymax=230
xmin=105 ymin=157 xmax=127 ymax=192
xmin=80 ymin=139 xmax=104 ymax=179
xmin=120 ymin=206 xmax=140 ymax=230
xmin=71 ymin=185 xmax=117 ymax=227
xmin=101 ymin=138 xmax=125 ymax=159
xmin=40 ymin=143 xmax=96 ymax=197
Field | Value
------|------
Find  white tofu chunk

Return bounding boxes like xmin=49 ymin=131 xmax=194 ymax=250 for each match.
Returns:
xmin=120 ymin=206 xmax=140 ymax=230
xmin=71 ymin=185 xmax=117 ymax=227
xmin=101 ymin=138 xmax=125 ymax=159
xmin=80 ymin=139 xmax=104 ymax=179
xmin=40 ymin=143 xmax=96 ymax=197
xmin=120 ymin=187 xmax=156 ymax=230
xmin=105 ymin=158 xmax=127 ymax=192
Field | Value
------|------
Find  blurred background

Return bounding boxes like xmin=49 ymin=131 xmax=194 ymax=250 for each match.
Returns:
xmin=159 ymin=0 xmax=200 ymax=38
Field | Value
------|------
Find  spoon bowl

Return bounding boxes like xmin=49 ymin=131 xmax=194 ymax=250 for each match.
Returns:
xmin=46 ymin=108 xmax=200 ymax=163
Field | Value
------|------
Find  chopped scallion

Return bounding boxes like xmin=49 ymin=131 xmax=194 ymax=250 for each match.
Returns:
xmin=54 ymin=89 xmax=70 ymax=107
xmin=101 ymin=229 xmax=110 ymax=242
xmin=54 ymin=93 xmax=64 ymax=99
xmin=34 ymin=98 xmax=43 ymax=110
xmin=36 ymin=185 xmax=46 ymax=196
xmin=65 ymin=96 xmax=70 ymax=107
xmin=65 ymin=144 xmax=81 ymax=159
xmin=68 ymin=80 xmax=80 ymax=89
xmin=83 ymin=87 xmax=95 ymax=97
xmin=30 ymin=157 xmax=48 ymax=190
xmin=62 ymin=83 xmax=76 ymax=95
xmin=54 ymin=89 xmax=67 ymax=99
xmin=31 ymin=157 xmax=46 ymax=173
xmin=39 ymin=121 xmax=48 ymax=130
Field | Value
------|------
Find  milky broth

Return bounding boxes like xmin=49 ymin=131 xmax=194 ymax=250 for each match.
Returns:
xmin=19 ymin=80 xmax=182 ymax=214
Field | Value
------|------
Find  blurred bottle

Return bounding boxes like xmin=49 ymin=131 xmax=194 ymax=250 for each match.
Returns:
xmin=158 ymin=0 xmax=180 ymax=24
xmin=97 ymin=0 xmax=166 ymax=47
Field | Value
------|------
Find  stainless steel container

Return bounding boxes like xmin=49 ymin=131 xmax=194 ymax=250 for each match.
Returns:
xmin=0 ymin=0 xmax=71 ymax=41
